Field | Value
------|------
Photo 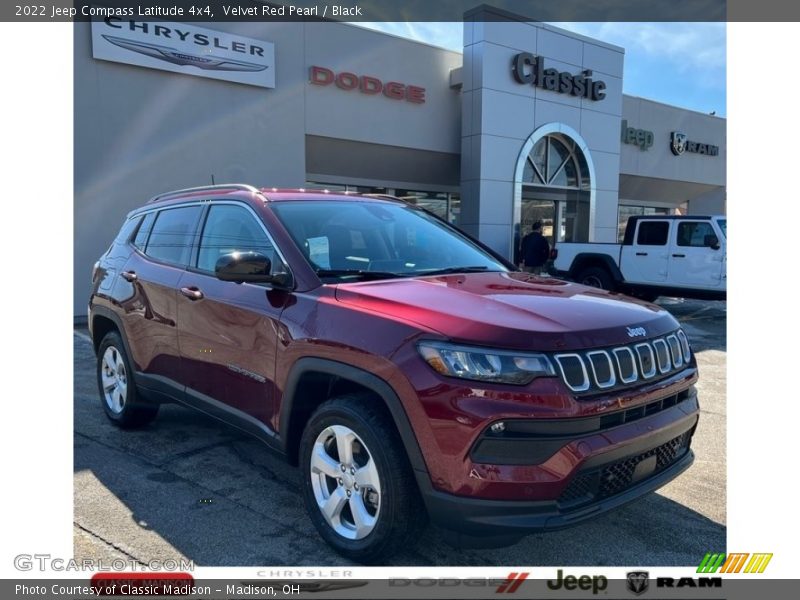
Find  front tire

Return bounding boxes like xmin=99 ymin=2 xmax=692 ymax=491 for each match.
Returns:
xmin=96 ymin=331 xmax=159 ymax=428
xmin=299 ymin=394 xmax=423 ymax=563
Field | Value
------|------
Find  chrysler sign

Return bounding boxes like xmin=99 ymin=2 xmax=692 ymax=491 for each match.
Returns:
xmin=91 ymin=18 xmax=275 ymax=88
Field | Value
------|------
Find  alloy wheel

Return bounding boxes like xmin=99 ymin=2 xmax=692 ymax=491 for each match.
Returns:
xmin=309 ymin=425 xmax=381 ymax=540
xmin=100 ymin=346 xmax=127 ymax=414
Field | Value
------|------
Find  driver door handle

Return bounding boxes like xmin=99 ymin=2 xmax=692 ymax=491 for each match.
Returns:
xmin=672 ymin=253 xmax=686 ymax=258
xmin=180 ymin=287 xmax=204 ymax=301
xmin=121 ymin=271 xmax=137 ymax=282
xmin=635 ymin=252 xmax=648 ymax=256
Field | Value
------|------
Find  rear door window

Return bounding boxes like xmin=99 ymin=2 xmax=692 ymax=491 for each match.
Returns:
xmin=636 ymin=221 xmax=669 ymax=246
xmin=144 ymin=206 xmax=203 ymax=266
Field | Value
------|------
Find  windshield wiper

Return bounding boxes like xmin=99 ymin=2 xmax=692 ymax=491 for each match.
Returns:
xmin=315 ymin=269 xmax=408 ymax=281
xmin=418 ymin=266 xmax=493 ymax=276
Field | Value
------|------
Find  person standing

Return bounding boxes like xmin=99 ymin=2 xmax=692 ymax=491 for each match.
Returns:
xmin=520 ymin=221 xmax=550 ymax=274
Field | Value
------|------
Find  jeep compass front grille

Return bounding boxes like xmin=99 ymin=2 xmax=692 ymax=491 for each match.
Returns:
xmin=553 ymin=330 xmax=691 ymax=396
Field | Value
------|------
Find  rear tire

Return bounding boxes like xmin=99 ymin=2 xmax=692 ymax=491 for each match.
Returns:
xmin=96 ymin=331 xmax=159 ymax=428
xmin=299 ymin=393 xmax=424 ymax=563
xmin=576 ymin=266 xmax=614 ymax=291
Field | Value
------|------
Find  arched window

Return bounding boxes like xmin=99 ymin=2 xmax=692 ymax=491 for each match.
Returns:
xmin=521 ymin=134 xmax=591 ymax=190
xmin=513 ymin=125 xmax=596 ymax=253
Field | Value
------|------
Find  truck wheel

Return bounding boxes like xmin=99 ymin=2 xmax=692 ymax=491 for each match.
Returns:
xmin=632 ymin=291 xmax=660 ymax=303
xmin=576 ymin=266 xmax=614 ymax=291
xmin=96 ymin=331 xmax=159 ymax=428
xmin=299 ymin=393 xmax=424 ymax=563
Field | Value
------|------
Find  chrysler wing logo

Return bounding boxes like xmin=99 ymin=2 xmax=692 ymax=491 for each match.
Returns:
xmin=671 ymin=131 xmax=688 ymax=155
xmin=626 ymin=571 xmax=649 ymax=595
xmin=102 ymin=35 xmax=268 ymax=72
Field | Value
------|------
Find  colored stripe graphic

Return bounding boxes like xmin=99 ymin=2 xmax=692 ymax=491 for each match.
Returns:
xmin=698 ymin=552 xmax=772 ymax=573
xmin=496 ymin=572 xmax=529 ymax=594
xmin=721 ymin=553 xmax=749 ymax=573
xmin=744 ymin=553 xmax=773 ymax=573
xmin=697 ymin=553 xmax=726 ymax=573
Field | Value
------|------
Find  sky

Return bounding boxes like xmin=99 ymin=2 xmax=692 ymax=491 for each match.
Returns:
xmin=356 ymin=22 xmax=726 ymax=117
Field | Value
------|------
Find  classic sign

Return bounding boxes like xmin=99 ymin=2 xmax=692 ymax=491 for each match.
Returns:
xmin=511 ymin=52 xmax=607 ymax=101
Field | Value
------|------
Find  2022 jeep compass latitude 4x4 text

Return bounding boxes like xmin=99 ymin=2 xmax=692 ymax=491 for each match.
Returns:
xmin=89 ymin=184 xmax=700 ymax=562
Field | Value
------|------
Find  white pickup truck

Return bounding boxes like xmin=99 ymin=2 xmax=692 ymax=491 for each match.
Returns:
xmin=552 ymin=215 xmax=726 ymax=301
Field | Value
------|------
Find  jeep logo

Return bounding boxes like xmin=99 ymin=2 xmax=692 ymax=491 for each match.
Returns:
xmin=626 ymin=326 xmax=647 ymax=338
xmin=547 ymin=570 xmax=607 ymax=594
xmin=621 ymin=120 xmax=654 ymax=151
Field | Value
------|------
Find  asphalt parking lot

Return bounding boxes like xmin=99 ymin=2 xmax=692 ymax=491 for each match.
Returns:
xmin=73 ymin=299 xmax=726 ymax=566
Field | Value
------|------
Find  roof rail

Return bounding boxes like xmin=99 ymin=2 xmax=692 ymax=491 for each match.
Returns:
xmin=148 ymin=183 xmax=261 ymax=204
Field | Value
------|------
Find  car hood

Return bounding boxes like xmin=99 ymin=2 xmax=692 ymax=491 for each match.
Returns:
xmin=334 ymin=271 xmax=679 ymax=351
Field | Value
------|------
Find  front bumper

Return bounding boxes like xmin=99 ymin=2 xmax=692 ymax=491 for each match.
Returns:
xmin=418 ymin=409 xmax=697 ymax=538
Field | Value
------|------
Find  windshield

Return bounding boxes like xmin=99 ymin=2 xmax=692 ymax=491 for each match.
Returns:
xmin=717 ymin=218 xmax=727 ymax=238
xmin=271 ymin=200 xmax=507 ymax=281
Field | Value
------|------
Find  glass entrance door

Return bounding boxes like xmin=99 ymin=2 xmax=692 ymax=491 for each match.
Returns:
xmin=520 ymin=199 xmax=556 ymax=244
xmin=517 ymin=191 xmax=556 ymax=265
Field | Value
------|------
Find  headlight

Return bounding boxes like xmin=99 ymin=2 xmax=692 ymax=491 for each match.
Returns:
xmin=417 ymin=341 xmax=556 ymax=385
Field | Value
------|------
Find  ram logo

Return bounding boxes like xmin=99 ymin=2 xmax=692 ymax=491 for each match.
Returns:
xmin=671 ymin=131 xmax=688 ymax=155
xmin=626 ymin=326 xmax=647 ymax=338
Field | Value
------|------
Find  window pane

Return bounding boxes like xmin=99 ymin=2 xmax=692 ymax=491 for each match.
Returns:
xmin=618 ymin=206 xmax=644 ymax=242
xmin=551 ymin=156 xmax=578 ymax=188
xmin=145 ymin=206 xmax=202 ymax=266
xmin=394 ymin=190 xmax=449 ymax=221
xmin=636 ymin=221 xmax=669 ymax=246
xmin=115 ymin=215 xmax=142 ymax=244
xmin=677 ymin=221 xmax=715 ymax=247
xmin=530 ymin=138 xmax=547 ymax=182
xmin=548 ymin=138 xmax=571 ymax=182
xmin=133 ymin=212 xmax=156 ymax=250
xmin=717 ymin=219 xmax=727 ymax=238
xmin=197 ymin=205 xmax=278 ymax=272
xmin=523 ymin=158 xmax=537 ymax=184
xmin=448 ymin=193 xmax=461 ymax=225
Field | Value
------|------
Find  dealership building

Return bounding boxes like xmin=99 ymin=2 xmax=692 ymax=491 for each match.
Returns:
xmin=74 ymin=8 xmax=726 ymax=316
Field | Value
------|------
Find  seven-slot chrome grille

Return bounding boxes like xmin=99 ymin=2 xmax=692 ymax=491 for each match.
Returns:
xmin=553 ymin=330 xmax=691 ymax=396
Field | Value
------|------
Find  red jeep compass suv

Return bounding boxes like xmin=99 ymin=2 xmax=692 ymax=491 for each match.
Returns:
xmin=88 ymin=184 xmax=699 ymax=562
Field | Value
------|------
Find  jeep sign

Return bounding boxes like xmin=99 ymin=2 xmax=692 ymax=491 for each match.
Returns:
xmin=621 ymin=120 xmax=654 ymax=151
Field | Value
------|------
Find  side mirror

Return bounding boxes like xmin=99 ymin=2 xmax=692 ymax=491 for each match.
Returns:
xmin=215 ymin=251 xmax=291 ymax=287
xmin=704 ymin=234 xmax=720 ymax=250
